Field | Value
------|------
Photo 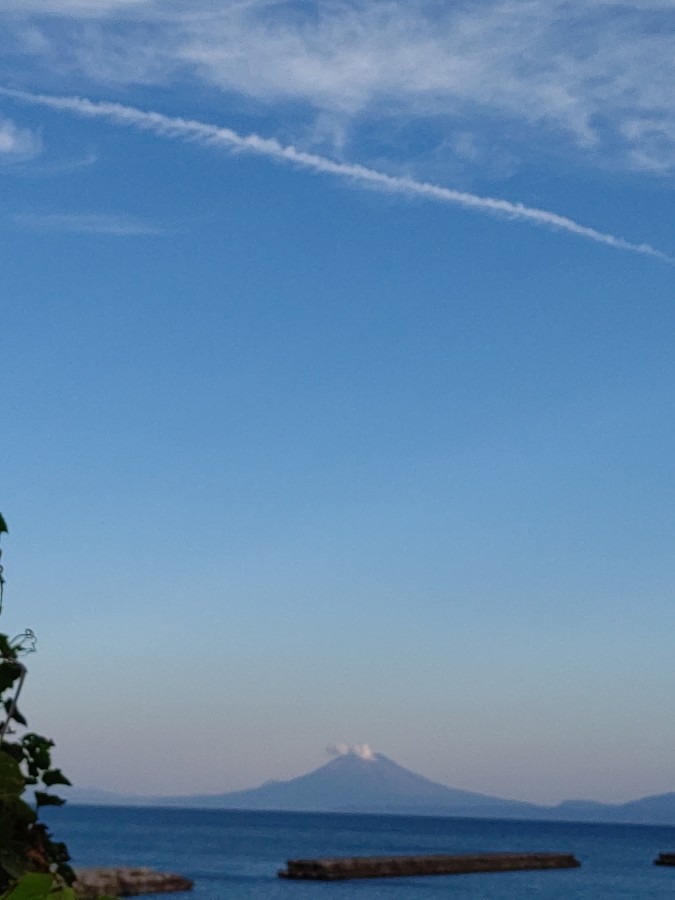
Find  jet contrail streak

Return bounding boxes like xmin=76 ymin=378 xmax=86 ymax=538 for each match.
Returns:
xmin=1 ymin=87 xmax=671 ymax=263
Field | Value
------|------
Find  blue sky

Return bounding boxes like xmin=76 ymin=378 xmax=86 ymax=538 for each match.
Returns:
xmin=1 ymin=0 xmax=675 ymax=805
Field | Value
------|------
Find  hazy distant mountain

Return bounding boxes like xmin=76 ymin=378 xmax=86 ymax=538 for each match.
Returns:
xmin=64 ymin=748 xmax=675 ymax=825
xmin=591 ymin=792 xmax=675 ymax=826
xmin=157 ymin=750 xmax=539 ymax=817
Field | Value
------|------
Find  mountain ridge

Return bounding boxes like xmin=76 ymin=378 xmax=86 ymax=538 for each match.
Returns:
xmin=63 ymin=750 xmax=675 ymax=825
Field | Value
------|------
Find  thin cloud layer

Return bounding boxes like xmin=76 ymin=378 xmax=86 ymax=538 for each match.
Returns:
xmin=1 ymin=0 xmax=148 ymax=12
xmin=2 ymin=88 xmax=671 ymax=262
xmin=13 ymin=210 xmax=165 ymax=235
xmin=2 ymin=1 xmax=675 ymax=174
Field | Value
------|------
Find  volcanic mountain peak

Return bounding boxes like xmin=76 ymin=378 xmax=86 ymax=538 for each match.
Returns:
xmin=327 ymin=743 xmax=377 ymax=761
xmin=199 ymin=746 xmax=534 ymax=815
xmin=64 ymin=748 xmax=675 ymax=825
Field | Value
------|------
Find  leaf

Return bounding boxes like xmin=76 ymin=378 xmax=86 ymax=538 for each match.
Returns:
xmin=0 ymin=664 xmax=21 ymax=693
xmin=9 ymin=705 xmax=27 ymax=727
xmin=0 ymin=751 xmax=25 ymax=796
xmin=41 ymin=770 xmax=71 ymax=788
xmin=0 ymin=873 xmax=53 ymax=899
xmin=0 ymin=743 xmax=26 ymax=764
xmin=18 ymin=797 xmax=37 ymax=822
xmin=0 ymin=635 xmax=17 ymax=659
xmin=22 ymin=736 xmax=53 ymax=772
xmin=0 ymin=848 xmax=29 ymax=880
xmin=34 ymin=792 xmax=65 ymax=808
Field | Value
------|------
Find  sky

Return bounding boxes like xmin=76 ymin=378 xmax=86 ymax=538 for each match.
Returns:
xmin=1 ymin=0 xmax=675 ymax=807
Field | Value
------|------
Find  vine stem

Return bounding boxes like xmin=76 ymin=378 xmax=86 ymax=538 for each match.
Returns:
xmin=0 ymin=661 xmax=27 ymax=745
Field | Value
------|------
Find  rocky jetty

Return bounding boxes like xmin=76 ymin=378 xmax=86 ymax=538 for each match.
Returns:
xmin=73 ymin=867 xmax=193 ymax=898
xmin=279 ymin=851 xmax=581 ymax=880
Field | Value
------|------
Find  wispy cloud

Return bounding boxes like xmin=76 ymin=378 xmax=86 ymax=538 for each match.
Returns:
xmin=2 ymin=151 xmax=98 ymax=177
xmin=2 ymin=1 xmax=675 ymax=174
xmin=1 ymin=0 xmax=149 ymax=13
xmin=0 ymin=116 xmax=42 ymax=161
xmin=1 ymin=88 xmax=671 ymax=263
xmin=13 ymin=210 xmax=165 ymax=236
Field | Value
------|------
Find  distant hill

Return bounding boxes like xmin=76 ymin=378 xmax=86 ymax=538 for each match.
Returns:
xmin=63 ymin=748 xmax=675 ymax=825
xmin=595 ymin=792 xmax=675 ymax=825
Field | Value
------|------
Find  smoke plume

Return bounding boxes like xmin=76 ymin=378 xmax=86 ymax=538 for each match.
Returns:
xmin=327 ymin=743 xmax=376 ymax=761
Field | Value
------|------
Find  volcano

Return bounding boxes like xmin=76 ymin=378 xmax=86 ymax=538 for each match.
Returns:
xmin=164 ymin=748 xmax=537 ymax=816
xmin=65 ymin=749 xmax=675 ymax=824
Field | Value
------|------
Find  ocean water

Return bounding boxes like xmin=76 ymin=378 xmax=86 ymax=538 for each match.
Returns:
xmin=45 ymin=805 xmax=675 ymax=898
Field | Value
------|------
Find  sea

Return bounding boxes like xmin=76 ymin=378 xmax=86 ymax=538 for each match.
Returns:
xmin=45 ymin=805 xmax=675 ymax=899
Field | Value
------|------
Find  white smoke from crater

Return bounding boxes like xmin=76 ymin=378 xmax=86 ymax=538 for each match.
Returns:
xmin=327 ymin=743 xmax=350 ymax=757
xmin=327 ymin=743 xmax=376 ymax=761
xmin=353 ymin=743 xmax=375 ymax=761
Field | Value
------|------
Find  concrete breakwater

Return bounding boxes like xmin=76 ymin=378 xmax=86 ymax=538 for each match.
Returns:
xmin=73 ymin=867 xmax=193 ymax=897
xmin=279 ymin=852 xmax=581 ymax=880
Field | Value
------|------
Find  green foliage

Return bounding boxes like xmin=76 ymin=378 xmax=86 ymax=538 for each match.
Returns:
xmin=0 ymin=873 xmax=75 ymax=900
xmin=0 ymin=518 xmax=75 ymax=899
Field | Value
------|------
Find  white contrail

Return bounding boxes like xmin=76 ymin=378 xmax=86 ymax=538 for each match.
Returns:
xmin=1 ymin=87 xmax=671 ymax=263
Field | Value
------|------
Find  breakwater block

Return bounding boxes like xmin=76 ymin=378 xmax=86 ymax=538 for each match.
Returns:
xmin=73 ymin=867 xmax=193 ymax=897
xmin=654 ymin=853 xmax=675 ymax=866
xmin=278 ymin=852 xmax=581 ymax=880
